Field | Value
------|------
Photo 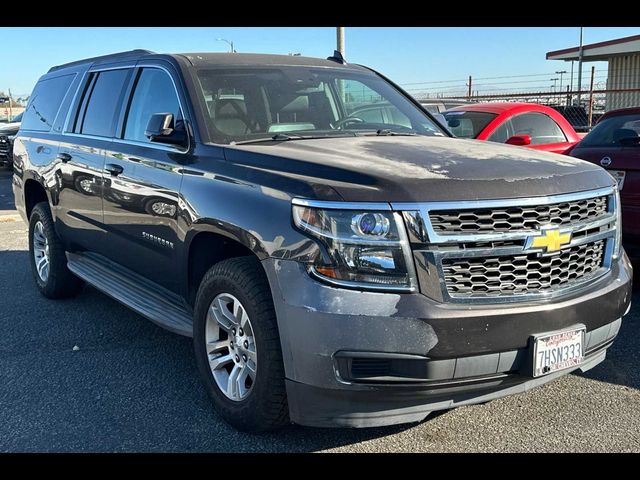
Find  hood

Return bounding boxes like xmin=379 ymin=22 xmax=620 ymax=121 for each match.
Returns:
xmin=0 ymin=122 xmax=20 ymax=135
xmin=223 ymin=135 xmax=614 ymax=202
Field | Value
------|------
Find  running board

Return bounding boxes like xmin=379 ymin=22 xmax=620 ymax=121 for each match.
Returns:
xmin=66 ymin=252 xmax=193 ymax=337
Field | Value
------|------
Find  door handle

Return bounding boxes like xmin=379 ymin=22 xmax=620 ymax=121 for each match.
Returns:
xmin=105 ymin=163 xmax=124 ymax=176
xmin=57 ymin=152 xmax=72 ymax=163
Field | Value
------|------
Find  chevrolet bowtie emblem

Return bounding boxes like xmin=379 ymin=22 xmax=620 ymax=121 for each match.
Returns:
xmin=527 ymin=228 xmax=572 ymax=254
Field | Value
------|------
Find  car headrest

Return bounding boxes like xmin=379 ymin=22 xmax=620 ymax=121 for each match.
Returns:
xmin=215 ymin=98 xmax=247 ymax=118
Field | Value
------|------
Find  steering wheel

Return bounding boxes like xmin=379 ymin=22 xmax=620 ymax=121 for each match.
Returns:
xmin=332 ymin=116 xmax=365 ymax=130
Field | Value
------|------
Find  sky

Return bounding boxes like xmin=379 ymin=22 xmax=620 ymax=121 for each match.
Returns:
xmin=1 ymin=26 xmax=638 ymax=98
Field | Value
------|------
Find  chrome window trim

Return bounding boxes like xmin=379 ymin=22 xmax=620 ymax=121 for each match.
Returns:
xmin=292 ymin=198 xmax=392 ymax=211
xmin=61 ymin=63 xmax=190 ymax=154
xmin=392 ymin=187 xmax=618 ymax=304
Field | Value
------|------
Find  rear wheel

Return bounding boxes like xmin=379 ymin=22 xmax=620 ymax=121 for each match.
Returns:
xmin=193 ymin=256 xmax=289 ymax=432
xmin=28 ymin=202 xmax=84 ymax=299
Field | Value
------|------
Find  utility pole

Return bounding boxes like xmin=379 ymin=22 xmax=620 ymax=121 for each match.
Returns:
xmin=588 ymin=66 xmax=596 ymax=128
xmin=551 ymin=77 xmax=559 ymax=92
xmin=555 ymin=70 xmax=567 ymax=93
xmin=467 ymin=76 xmax=472 ymax=100
xmin=336 ymin=27 xmax=345 ymax=57
xmin=8 ymin=88 xmax=12 ymax=121
xmin=577 ymin=27 xmax=584 ymax=105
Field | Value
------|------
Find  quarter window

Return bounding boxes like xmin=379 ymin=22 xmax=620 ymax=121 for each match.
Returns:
xmin=509 ymin=112 xmax=567 ymax=145
xmin=123 ymin=69 xmax=182 ymax=143
xmin=21 ymin=74 xmax=75 ymax=132
xmin=76 ymin=69 xmax=131 ymax=137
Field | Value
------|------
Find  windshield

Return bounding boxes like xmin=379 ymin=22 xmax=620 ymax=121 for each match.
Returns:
xmin=442 ymin=110 xmax=497 ymax=138
xmin=10 ymin=112 xmax=22 ymax=123
xmin=579 ymin=113 xmax=640 ymax=147
xmin=194 ymin=66 xmax=445 ymax=144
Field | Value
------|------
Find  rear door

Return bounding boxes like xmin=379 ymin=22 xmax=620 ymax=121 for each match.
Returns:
xmin=57 ymin=66 xmax=133 ymax=251
xmin=100 ymin=64 xmax=188 ymax=293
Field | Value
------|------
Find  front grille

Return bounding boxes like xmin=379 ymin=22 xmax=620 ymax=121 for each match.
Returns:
xmin=430 ymin=196 xmax=608 ymax=234
xmin=442 ymin=240 xmax=606 ymax=298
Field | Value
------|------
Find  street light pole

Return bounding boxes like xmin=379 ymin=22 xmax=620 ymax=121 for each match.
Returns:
xmin=577 ymin=27 xmax=584 ymax=105
xmin=216 ymin=38 xmax=235 ymax=53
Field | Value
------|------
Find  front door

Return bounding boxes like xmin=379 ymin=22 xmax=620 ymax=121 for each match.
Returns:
xmin=101 ymin=66 xmax=187 ymax=293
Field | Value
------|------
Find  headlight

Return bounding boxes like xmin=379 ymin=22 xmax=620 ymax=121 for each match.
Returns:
xmin=7 ymin=135 xmax=15 ymax=142
xmin=292 ymin=201 xmax=418 ymax=291
xmin=613 ymin=184 xmax=622 ymax=259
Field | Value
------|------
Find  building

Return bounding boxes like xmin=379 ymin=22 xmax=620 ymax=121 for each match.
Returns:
xmin=547 ymin=34 xmax=640 ymax=111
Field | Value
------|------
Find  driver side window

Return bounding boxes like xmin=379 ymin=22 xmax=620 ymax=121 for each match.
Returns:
xmin=124 ymin=68 xmax=182 ymax=143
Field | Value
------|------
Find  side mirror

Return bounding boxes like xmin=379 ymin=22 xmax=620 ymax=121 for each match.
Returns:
xmin=506 ymin=134 xmax=532 ymax=146
xmin=145 ymin=113 xmax=187 ymax=147
xmin=433 ymin=114 xmax=452 ymax=134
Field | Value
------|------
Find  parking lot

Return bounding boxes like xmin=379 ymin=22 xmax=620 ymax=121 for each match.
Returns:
xmin=0 ymin=167 xmax=639 ymax=452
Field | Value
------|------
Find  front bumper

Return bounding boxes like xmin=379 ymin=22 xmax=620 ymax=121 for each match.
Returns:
xmin=262 ymin=252 xmax=632 ymax=428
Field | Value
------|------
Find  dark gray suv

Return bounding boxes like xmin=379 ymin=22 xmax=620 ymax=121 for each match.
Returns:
xmin=12 ymin=50 xmax=632 ymax=431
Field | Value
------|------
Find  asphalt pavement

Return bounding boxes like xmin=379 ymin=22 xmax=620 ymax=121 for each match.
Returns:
xmin=1 ymin=167 xmax=639 ymax=452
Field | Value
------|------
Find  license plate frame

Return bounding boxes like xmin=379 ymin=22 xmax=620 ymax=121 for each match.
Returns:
xmin=531 ymin=326 xmax=585 ymax=378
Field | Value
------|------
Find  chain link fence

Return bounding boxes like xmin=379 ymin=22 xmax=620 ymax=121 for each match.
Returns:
xmin=408 ymin=66 xmax=640 ymax=133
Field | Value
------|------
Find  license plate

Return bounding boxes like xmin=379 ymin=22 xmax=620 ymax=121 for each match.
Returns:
xmin=610 ymin=170 xmax=626 ymax=190
xmin=532 ymin=327 xmax=585 ymax=377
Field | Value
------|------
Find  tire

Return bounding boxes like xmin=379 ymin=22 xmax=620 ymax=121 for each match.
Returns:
xmin=193 ymin=256 xmax=289 ymax=432
xmin=28 ymin=202 xmax=84 ymax=299
xmin=74 ymin=175 xmax=97 ymax=196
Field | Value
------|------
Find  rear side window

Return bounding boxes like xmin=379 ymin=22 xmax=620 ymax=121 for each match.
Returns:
xmin=123 ymin=68 xmax=181 ymax=143
xmin=21 ymin=74 xmax=75 ymax=132
xmin=579 ymin=114 xmax=640 ymax=147
xmin=75 ymin=69 xmax=131 ymax=137
xmin=510 ymin=112 xmax=566 ymax=145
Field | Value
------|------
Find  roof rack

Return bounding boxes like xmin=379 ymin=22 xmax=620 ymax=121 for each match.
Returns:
xmin=48 ymin=49 xmax=156 ymax=73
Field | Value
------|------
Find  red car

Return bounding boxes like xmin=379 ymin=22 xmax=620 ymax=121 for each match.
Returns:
xmin=443 ymin=102 xmax=581 ymax=154
xmin=569 ymin=107 xmax=640 ymax=256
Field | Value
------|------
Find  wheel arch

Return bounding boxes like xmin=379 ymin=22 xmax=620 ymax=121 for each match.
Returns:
xmin=184 ymin=225 xmax=268 ymax=306
xmin=23 ymin=178 xmax=51 ymax=219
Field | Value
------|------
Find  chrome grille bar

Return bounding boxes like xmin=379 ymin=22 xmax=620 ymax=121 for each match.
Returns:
xmin=391 ymin=186 xmax=617 ymax=304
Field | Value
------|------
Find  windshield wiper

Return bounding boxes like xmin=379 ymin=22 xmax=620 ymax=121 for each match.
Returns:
xmin=233 ymin=132 xmax=356 ymax=145
xmin=373 ymin=129 xmax=418 ymax=136
xmin=233 ymin=133 xmax=307 ymax=145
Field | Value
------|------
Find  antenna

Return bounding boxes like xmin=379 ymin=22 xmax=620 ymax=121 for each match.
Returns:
xmin=327 ymin=50 xmax=347 ymax=65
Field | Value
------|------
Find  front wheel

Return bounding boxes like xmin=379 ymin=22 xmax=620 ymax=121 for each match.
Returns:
xmin=193 ymin=256 xmax=289 ymax=432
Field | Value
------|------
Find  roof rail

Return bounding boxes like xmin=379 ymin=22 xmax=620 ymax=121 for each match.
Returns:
xmin=48 ymin=49 xmax=156 ymax=73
